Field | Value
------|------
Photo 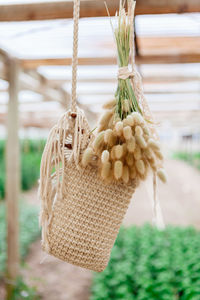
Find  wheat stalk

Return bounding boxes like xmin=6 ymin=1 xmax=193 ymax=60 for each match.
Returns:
xmin=112 ymin=0 xmax=142 ymax=119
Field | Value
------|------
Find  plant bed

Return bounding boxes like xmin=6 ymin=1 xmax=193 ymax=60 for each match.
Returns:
xmin=91 ymin=225 xmax=200 ymax=300
xmin=0 ymin=202 xmax=40 ymax=276
xmin=0 ymin=139 xmax=45 ymax=199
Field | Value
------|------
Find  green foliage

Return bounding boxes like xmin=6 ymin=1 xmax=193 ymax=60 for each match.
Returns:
xmin=0 ymin=202 xmax=40 ymax=276
xmin=0 ymin=139 xmax=45 ymax=199
xmin=173 ymin=152 xmax=200 ymax=171
xmin=91 ymin=225 xmax=200 ymax=300
xmin=21 ymin=152 xmax=41 ymax=191
xmin=0 ymin=140 xmax=5 ymax=199
xmin=0 ymin=161 xmax=5 ymax=199
xmin=12 ymin=277 xmax=40 ymax=300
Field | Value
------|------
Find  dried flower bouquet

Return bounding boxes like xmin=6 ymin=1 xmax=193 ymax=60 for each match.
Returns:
xmin=81 ymin=0 xmax=167 ymax=185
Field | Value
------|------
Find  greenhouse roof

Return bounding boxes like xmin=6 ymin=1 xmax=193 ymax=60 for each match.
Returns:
xmin=0 ymin=3 xmax=199 ymax=130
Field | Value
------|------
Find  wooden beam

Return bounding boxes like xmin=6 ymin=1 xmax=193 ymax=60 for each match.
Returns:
xmin=0 ymin=67 xmax=69 ymax=106
xmin=0 ymin=49 xmax=11 ymax=81
xmin=143 ymin=76 xmax=200 ymax=84
xmin=5 ymin=58 xmax=20 ymax=299
xmin=19 ymin=72 xmax=68 ymax=106
xmin=21 ymin=57 xmax=116 ymax=69
xmin=0 ymin=48 xmax=12 ymax=62
xmin=20 ymin=53 xmax=200 ymax=70
xmin=135 ymin=0 xmax=200 ymax=15
xmin=0 ymin=62 xmax=7 ymax=81
xmin=0 ymin=0 xmax=199 ymax=22
xmin=138 ymin=37 xmax=200 ymax=57
xmin=139 ymin=53 xmax=200 ymax=64
xmin=46 ymin=75 xmax=200 ymax=85
xmin=28 ymin=70 xmax=72 ymax=107
xmin=77 ymin=90 xmax=200 ymax=96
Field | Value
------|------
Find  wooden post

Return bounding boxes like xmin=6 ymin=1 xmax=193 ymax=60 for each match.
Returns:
xmin=5 ymin=57 xmax=20 ymax=299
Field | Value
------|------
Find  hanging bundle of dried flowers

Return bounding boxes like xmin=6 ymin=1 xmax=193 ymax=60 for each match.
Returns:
xmin=81 ymin=0 xmax=167 ymax=185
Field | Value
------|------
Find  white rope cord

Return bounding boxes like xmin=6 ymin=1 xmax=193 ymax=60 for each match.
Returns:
xmin=129 ymin=0 xmax=136 ymax=69
xmin=71 ymin=0 xmax=80 ymax=113
xmin=127 ymin=1 xmax=165 ymax=229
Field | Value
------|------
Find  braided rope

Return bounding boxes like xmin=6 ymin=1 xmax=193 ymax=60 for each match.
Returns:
xmin=71 ymin=0 xmax=80 ymax=112
xmin=129 ymin=0 xmax=135 ymax=70
xmin=127 ymin=0 xmax=164 ymax=228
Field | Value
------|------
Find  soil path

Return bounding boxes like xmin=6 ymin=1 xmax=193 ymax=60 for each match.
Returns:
xmin=22 ymin=240 xmax=92 ymax=300
xmin=22 ymin=159 xmax=200 ymax=300
xmin=124 ymin=159 xmax=200 ymax=228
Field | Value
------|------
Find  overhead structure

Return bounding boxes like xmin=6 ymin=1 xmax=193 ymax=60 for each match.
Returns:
xmin=0 ymin=0 xmax=199 ymax=21
xmin=20 ymin=53 xmax=200 ymax=70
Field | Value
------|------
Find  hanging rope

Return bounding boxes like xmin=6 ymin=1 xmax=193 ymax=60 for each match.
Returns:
xmin=39 ymin=0 xmax=91 ymax=252
xmin=71 ymin=0 xmax=80 ymax=113
xmin=127 ymin=0 xmax=165 ymax=229
xmin=129 ymin=0 xmax=135 ymax=69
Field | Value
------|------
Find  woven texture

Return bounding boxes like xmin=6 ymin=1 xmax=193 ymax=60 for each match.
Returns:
xmin=42 ymin=163 xmax=137 ymax=272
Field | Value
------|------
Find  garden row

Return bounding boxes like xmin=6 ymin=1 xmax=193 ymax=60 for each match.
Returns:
xmin=0 ymin=202 xmax=40 ymax=299
xmin=0 ymin=139 xmax=45 ymax=199
xmin=91 ymin=225 xmax=200 ymax=300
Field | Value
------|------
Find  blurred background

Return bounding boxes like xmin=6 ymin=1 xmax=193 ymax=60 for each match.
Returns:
xmin=0 ymin=0 xmax=200 ymax=299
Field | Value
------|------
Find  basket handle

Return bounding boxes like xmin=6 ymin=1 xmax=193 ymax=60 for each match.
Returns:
xmin=71 ymin=0 xmax=80 ymax=113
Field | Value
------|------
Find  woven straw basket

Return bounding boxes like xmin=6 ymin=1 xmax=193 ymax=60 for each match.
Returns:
xmin=39 ymin=0 xmax=137 ymax=272
xmin=43 ymin=164 xmax=136 ymax=272
xmin=40 ymin=110 xmax=137 ymax=272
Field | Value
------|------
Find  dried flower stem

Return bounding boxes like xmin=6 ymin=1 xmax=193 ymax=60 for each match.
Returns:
xmin=113 ymin=0 xmax=142 ymax=119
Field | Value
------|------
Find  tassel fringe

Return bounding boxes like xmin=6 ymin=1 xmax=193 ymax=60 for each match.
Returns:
xmin=39 ymin=107 xmax=91 ymax=251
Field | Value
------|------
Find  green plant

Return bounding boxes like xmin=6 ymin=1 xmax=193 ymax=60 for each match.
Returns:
xmin=173 ymin=152 xmax=200 ymax=171
xmin=0 ymin=139 xmax=45 ymax=199
xmin=0 ymin=202 xmax=40 ymax=276
xmin=11 ymin=277 xmax=40 ymax=300
xmin=21 ymin=152 xmax=41 ymax=191
xmin=0 ymin=160 xmax=5 ymax=199
xmin=0 ymin=140 xmax=5 ymax=199
xmin=91 ymin=225 xmax=200 ymax=300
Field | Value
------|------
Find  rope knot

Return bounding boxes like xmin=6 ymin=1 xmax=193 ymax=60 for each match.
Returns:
xmin=118 ymin=66 xmax=134 ymax=80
